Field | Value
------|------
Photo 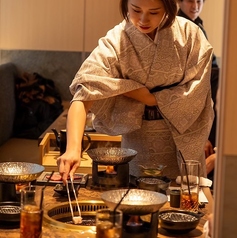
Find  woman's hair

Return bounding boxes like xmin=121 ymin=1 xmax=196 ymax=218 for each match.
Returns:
xmin=120 ymin=0 xmax=178 ymax=30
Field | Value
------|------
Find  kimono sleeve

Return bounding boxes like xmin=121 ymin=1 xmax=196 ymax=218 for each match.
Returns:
xmin=155 ymin=27 xmax=214 ymax=135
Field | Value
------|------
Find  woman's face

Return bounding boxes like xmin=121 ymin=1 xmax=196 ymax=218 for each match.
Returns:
xmin=128 ymin=0 xmax=166 ymax=38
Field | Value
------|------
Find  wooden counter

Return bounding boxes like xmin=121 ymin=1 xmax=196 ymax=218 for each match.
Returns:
xmin=0 ymin=186 xmax=213 ymax=238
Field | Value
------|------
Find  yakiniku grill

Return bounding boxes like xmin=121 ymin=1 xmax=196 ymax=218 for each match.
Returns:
xmin=87 ymin=147 xmax=137 ymax=188
xmin=101 ymin=188 xmax=168 ymax=238
xmin=0 ymin=162 xmax=44 ymax=225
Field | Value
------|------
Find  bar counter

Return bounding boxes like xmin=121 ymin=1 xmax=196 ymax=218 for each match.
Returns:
xmin=0 ymin=185 xmax=213 ymax=238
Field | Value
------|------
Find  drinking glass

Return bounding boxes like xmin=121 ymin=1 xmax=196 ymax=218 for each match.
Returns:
xmin=180 ymin=160 xmax=200 ymax=212
xmin=20 ymin=185 xmax=44 ymax=238
xmin=96 ymin=208 xmax=123 ymax=238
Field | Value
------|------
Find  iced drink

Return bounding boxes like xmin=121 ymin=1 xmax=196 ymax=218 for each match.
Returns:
xmin=180 ymin=160 xmax=200 ymax=212
xmin=96 ymin=209 xmax=123 ymax=238
xmin=96 ymin=221 xmax=122 ymax=238
xmin=20 ymin=185 xmax=44 ymax=238
xmin=180 ymin=191 xmax=199 ymax=211
xmin=20 ymin=204 xmax=43 ymax=238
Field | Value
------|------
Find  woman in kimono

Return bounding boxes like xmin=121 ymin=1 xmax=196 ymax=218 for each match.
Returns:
xmin=57 ymin=0 xmax=214 ymax=182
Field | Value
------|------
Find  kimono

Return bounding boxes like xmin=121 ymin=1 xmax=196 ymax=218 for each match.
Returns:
xmin=70 ymin=16 xmax=214 ymax=179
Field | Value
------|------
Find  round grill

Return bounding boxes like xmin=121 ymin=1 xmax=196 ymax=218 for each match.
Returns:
xmin=0 ymin=205 xmax=21 ymax=214
xmin=0 ymin=202 xmax=21 ymax=222
xmin=44 ymin=200 xmax=107 ymax=231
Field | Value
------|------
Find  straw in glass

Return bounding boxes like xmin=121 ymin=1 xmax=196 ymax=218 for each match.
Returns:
xmin=178 ymin=150 xmax=191 ymax=196
xmin=112 ymin=188 xmax=130 ymax=226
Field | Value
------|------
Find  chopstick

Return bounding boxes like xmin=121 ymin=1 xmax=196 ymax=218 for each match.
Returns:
xmin=70 ymin=175 xmax=81 ymax=217
xmin=65 ymin=175 xmax=82 ymax=224
xmin=65 ymin=180 xmax=74 ymax=220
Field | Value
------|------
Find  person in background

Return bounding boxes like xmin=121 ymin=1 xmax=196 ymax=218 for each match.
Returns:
xmin=57 ymin=0 xmax=214 ymax=183
xmin=177 ymin=0 xmax=219 ymax=181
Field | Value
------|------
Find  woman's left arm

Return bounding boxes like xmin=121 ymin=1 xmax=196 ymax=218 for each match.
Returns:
xmin=123 ymin=87 xmax=157 ymax=106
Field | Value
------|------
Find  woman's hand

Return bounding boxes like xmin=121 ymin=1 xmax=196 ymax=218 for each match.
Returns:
xmin=56 ymin=100 xmax=93 ymax=184
xmin=123 ymin=87 xmax=157 ymax=106
xmin=57 ymin=150 xmax=81 ymax=184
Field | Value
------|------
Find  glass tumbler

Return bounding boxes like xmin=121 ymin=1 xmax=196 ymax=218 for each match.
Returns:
xmin=20 ymin=185 xmax=44 ymax=238
xmin=180 ymin=160 xmax=200 ymax=212
xmin=96 ymin=208 xmax=123 ymax=238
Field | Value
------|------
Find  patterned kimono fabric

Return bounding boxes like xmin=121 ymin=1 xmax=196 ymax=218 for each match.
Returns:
xmin=122 ymin=120 xmax=179 ymax=179
xmin=70 ymin=17 xmax=214 ymax=180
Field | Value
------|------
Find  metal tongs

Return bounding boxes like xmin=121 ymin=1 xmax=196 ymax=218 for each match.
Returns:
xmin=65 ymin=175 xmax=82 ymax=224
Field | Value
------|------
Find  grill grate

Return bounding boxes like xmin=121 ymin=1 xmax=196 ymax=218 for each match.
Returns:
xmin=44 ymin=200 xmax=107 ymax=230
xmin=48 ymin=203 xmax=106 ymax=217
xmin=0 ymin=205 xmax=21 ymax=214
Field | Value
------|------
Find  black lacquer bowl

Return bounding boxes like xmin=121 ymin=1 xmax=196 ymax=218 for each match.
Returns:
xmin=159 ymin=209 xmax=204 ymax=233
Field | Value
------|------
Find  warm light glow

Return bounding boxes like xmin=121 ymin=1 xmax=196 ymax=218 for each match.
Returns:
xmin=127 ymin=215 xmax=143 ymax=226
xmin=105 ymin=166 xmax=117 ymax=174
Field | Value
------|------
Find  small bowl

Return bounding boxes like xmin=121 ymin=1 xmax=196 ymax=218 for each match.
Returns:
xmin=136 ymin=176 xmax=171 ymax=194
xmin=159 ymin=209 xmax=203 ymax=233
xmin=139 ymin=164 xmax=167 ymax=176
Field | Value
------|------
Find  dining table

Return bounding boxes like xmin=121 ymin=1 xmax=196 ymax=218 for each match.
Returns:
xmin=0 ymin=179 xmax=213 ymax=238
